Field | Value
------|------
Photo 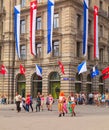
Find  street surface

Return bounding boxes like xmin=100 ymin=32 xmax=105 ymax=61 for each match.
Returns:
xmin=0 ymin=103 xmax=109 ymax=130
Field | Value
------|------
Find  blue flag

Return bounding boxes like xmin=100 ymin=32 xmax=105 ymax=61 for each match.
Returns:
xmin=47 ymin=0 xmax=54 ymax=54
xmin=83 ymin=0 xmax=88 ymax=56
xmin=14 ymin=5 xmax=20 ymax=58
xmin=90 ymin=66 xmax=99 ymax=78
xmin=36 ymin=65 xmax=42 ymax=77
xmin=77 ymin=61 xmax=87 ymax=74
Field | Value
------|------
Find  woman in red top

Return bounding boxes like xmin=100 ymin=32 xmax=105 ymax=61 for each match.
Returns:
xmin=25 ymin=94 xmax=30 ymax=112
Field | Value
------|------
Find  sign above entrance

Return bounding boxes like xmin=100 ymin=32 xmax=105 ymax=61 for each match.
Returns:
xmin=63 ymin=78 xmax=75 ymax=81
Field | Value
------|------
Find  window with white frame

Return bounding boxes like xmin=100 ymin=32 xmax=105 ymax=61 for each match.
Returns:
xmin=76 ymin=42 xmax=81 ymax=57
xmin=20 ymin=20 xmax=26 ymax=34
xmin=100 ymin=0 xmax=103 ymax=10
xmin=52 ymin=41 xmax=59 ymax=57
xmin=54 ymin=13 xmax=59 ymax=28
xmin=37 ymin=0 xmax=42 ymax=3
xmin=0 ymin=0 xmax=3 ymax=10
xmin=36 ymin=17 xmax=42 ymax=30
xmin=77 ymin=14 xmax=81 ymax=29
xmin=0 ymin=46 xmax=2 ymax=60
xmin=88 ymin=20 xmax=92 ymax=34
xmin=108 ymin=6 xmax=109 ymax=17
xmin=89 ymin=0 xmax=91 ymax=7
xmin=35 ymin=43 xmax=42 ymax=58
xmin=20 ymin=45 xmax=26 ymax=59
xmin=21 ymin=0 xmax=26 ymax=7
xmin=99 ymin=48 xmax=103 ymax=62
xmin=99 ymin=25 xmax=103 ymax=37
xmin=87 ymin=45 xmax=92 ymax=60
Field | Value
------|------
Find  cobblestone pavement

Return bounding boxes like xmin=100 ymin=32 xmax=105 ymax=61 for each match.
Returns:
xmin=0 ymin=103 xmax=109 ymax=130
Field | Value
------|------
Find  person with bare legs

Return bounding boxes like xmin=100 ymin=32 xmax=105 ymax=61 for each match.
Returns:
xmin=70 ymin=92 xmax=76 ymax=116
xmin=58 ymin=91 xmax=65 ymax=117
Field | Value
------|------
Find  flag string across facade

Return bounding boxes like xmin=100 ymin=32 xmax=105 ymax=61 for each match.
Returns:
xmin=14 ymin=5 xmax=20 ymax=58
xmin=30 ymin=1 xmax=37 ymax=56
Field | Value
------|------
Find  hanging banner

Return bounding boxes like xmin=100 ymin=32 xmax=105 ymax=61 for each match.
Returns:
xmin=30 ymin=1 xmax=37 ymax=55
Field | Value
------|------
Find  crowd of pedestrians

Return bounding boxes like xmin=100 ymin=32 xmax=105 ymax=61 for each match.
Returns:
xmin=14 ymin=92 xmax=54 ymax=113
xmin=14 ymin=91 xmax=109 ymax=117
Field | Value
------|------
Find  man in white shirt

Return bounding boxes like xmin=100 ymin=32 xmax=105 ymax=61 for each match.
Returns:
xmin=15 ymin=92 xmax=22 ymax=112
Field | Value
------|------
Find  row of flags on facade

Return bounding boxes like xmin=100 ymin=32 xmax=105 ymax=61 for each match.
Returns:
xmin=77 ymin=61 xmax=109 ymax=80
xmin=10 ymin=0 xmax=109 ymax=80
xmin=83 ymin=0 xmax=99 ymax=59
xmin=14 ymin=0 xmax=99 ymax=59
xmin=14 ymin=0 xmax=54 ymax=58
xmin=77 ymin=1 xmax=100 ymax=78
xmin=0 ymin=60 xmax=64 ymax=77
xmin=1 ymin=62 xmax=109 ymax=80
xmin=77 ymin=61 xmax=99 ymax=78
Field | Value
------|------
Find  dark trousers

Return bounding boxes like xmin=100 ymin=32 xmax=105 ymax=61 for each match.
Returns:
xmin=16 ymin=101 xmax=21 ymax=112
xmin=29 ymin=103 xmax=33 ymax=112
xmin=36 ymin=104 xmax=40 ymax=112
xmin=89 ymin=98 xmax=93 ymax=104
xmin=26 ymin=104 xmax=29 ymax=112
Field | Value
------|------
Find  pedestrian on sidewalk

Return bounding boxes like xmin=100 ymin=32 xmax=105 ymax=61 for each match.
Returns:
xmin=22 ymin=97 xmax=26 ymax=111
xmin=48 ymin=94 xmax=54 ymax=111
xmin=46 ymin=94 xmax=50 ymax=111
xmin=70 ymin=92 xmax=76 ymax=116
xmin=41 ymin=95 xmax=44 ymax=111
xmin=58 ymin=91 xmax=65 ymax=117
xmin=25 ymin=94 xmax=30 ymax=112
xmin=29 ymin=95 xmax=33 ymax=112
xmin=36 ymin=92 xmax=41 ymax=112
xmin=15 ymin=92 xmax=22 ymax=112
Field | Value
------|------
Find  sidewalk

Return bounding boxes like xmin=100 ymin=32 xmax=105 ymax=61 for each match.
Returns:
xmin=0 ymin=104 xmax=109 ymax=130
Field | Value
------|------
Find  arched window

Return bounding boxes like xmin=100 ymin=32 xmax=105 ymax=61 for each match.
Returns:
xmin=31 ymin=73 xmax=42 ymax=98
xmin=75 ymin=73 xmax=82 ymax=93
xmin=86 ymin=74 xmax=92 ymax=93
xmin=49 ymin=72 xmax=60 ymax=99
xmin=16 ymin=74 xmax=26 ymax=97
xmin=99 ymin=76 xmax=104 ymax=94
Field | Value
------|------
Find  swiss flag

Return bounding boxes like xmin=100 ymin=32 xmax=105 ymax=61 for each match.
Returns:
xmin=0 ymin=65 xmax=7 ymax=75
xmin=20 ymin=64 xmax=25 ymax=75
xmin=58 ymin=61 xmax=65 ymax=74
xmin=102 ymin=66 xmax=109 ymax=80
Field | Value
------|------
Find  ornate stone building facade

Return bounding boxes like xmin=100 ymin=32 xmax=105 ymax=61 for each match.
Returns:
xmin=0 ymin=0 xmax=109 ymax=103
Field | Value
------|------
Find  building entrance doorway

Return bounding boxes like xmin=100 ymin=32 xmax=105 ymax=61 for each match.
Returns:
xmin=49 ymin=72 xmax=60 ymax=99
xmin=75 ymin=73 xmax=82 ymax=93
xmin=31 ymin=73 xmax=42 ymax=98
xmin=16 ymin=74 xmax=26 ymax=97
